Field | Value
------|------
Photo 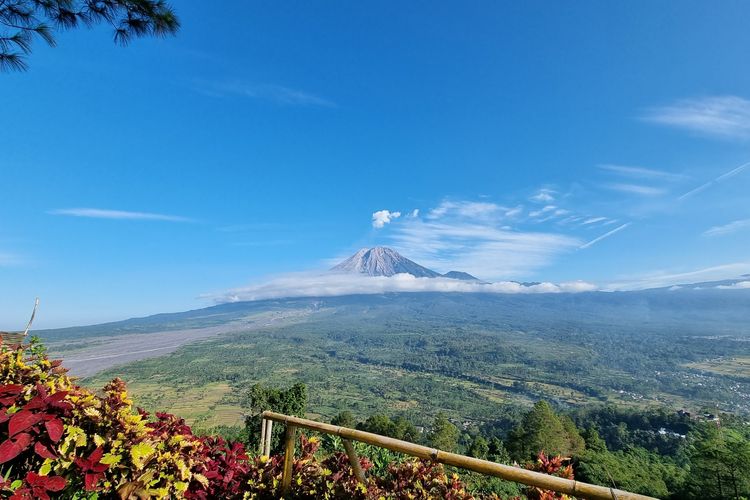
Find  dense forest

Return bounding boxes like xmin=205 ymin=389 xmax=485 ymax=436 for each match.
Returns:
xmin=230 ymin=382 xmax=750 ymax=499
xmin=70 ymin=292 xmax=750 ymax=429
xmin=39 ymin=291 xmax=750 ymax=498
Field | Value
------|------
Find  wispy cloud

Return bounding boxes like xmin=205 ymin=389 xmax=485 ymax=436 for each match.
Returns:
xmin=212 ymin=272 xmax=598 ymax=303
xmin=582 ymin=217 xmax=607 ymax=225
xmin=643 ymin=95 xmax=750 ymax=140
xmin=597 ymin=164 xmax=685 ymax=181
xmin=196 ymin=80 xmax=336 ymax=107
xmin=606 ymin=262 xmax=750 ymax=290
xmin=427 ymin=201 xmax=503 ymax=220
xmin=383 ymin=200 xmax=580 ymax=279
xmin=529 ymin=188 xmax=556 ymax=203
xmin=679 ymin=161 xmax=750 ymax=200
xmin=0 ymin=252 xmax=22 ymax=267
xmin=579 ymin=222 xmax=632 ymax=249
xmin=703 ymin=218 xmax=750 ymax=237
xmin=49 ymin=208 xmax=192 ymax=222
xmin=529 ymin=205 xmax=557 ymax=218
xmin=372 ymin=210 xmax=401 ymax=228
xmin=603 ymin=183 xmax=667 ymax=196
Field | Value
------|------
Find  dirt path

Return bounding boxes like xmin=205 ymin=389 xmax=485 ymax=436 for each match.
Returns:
xmin=50 ymin=324 xmax=239 ymax=377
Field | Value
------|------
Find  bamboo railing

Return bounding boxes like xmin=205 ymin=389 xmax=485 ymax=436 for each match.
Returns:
xmin=260 ymin=411 xmax=656 ymax=500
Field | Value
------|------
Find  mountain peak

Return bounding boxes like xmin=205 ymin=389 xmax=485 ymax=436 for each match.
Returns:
xmin=442 ymin=271 xmax=480 ymax=281
xmin=331 ymin=247 xmax=442 ymax=278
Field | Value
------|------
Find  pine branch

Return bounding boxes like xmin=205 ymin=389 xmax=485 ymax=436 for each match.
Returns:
xmin=1 ymin=0 xmax=179 ymax=71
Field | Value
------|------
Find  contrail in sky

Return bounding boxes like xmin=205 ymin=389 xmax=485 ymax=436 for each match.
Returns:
xmin=679 ymin=161 xmax=750 ymax=200
xmin=580 ymin=222 xmax=632 ymax=249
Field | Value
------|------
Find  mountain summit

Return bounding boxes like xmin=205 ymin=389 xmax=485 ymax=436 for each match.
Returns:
xmin=332 ymin=247 xmax=441 ymax=277
xmin=331 ymin=247 xmax=481 ymax=281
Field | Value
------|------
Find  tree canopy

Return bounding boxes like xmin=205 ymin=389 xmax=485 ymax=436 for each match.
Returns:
xmin=508 ymin=401 xmax=585 ymax=460
xmin=0 ymin=0 xmax=179 ymax=71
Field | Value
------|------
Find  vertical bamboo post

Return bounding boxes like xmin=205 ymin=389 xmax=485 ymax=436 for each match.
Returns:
xmin=259 ymin=418 xmax=267 ymax=454
xmin=263 ymin=419 xmax=273 ymax=456
xmin=342 ymin=438 xmax=366 ymax=484
xmin=281 ymin=424 xmax=297 ymax=495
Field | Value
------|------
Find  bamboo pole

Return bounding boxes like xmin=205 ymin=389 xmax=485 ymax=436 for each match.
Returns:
xmin=281 ymin=424 xmax=297 ymax=495
xmin=259 ymin=418 xmax=267 ymax=455
xmin=261 ymin=411 xmax=655 ymax=500
xmin=342 ymin=438 xmax=366 ymax=484
xmin=263 ymin=419 xmax=273 ymax=456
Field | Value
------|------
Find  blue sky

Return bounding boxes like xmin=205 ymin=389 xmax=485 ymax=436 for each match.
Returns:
xmin=2 ymin=1 xmax=750 ymax=327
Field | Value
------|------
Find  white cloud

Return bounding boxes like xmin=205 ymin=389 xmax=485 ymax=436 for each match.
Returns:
xmin=703 ymin=219 xmax=750 ymax=237
xmin=385 ymin=201 xmax=580 ymax=279
xmin=529 ymin=205 xmax=557 ymax=217
xmin=48 ymin=208 xmax=191 ymax=222
xmin=643 ymin=95 xmax=750 ymax=140
xmin=582 ymin=217 xmax=608 ymax=225
xmin=372 ymin=210 xmax=401 ymax=228
xmin=427 ymin=201 xmax=502 ymax=220
xmin=597 ymin=164 xmax=685 ymax=181
xmin=504 ymin=205 xmax=523 ymax=218
xmin=579 ymin=222 xmax=632 ymax=249
xmin=196 ymin=80 xmax=335 ymax=107
xmin=603 ymin=183 xmax=667 ymax=196
xmin=212 ymin=272 xmax=599 ymax=303
xmin=530 ymin=189 xmax=555 ymax=203
xmin=409 ymin=209 xmax=420 ymax=218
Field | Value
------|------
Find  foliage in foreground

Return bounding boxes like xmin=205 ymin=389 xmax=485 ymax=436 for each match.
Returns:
xmin=0 ymin=339 xmax=582 ymax=498
xmin=0 ymin=0 xmax=180 ymax=71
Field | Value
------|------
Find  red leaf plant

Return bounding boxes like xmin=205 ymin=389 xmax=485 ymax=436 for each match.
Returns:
xmin=523 ymin=451 xmax=574 ymax=500
xmin=9 ymin=472 xmax=66 ymax=500
xmin=186 ymin=436 xmax=251 ymax=499
xmin=74 ymin=446 xmax=110 ymax=491
xmin=0 ymin=383 xmax=72 ymax=464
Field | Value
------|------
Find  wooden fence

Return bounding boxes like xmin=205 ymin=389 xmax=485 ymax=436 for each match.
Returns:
xmin=260 ymin=411 xmax=657 ymax=500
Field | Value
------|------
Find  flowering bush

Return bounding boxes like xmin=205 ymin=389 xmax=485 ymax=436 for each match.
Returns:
xmin=0 ymin=339 xmax=251 ymax=499
xmin=0 ymin=338 xmax=575 ymax=499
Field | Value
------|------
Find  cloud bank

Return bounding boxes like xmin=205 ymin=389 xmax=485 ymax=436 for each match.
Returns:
xmin=212 ymin=272 xmax=599 ymax=303
xmin=605 ymin=262 xmax=750 ymax=291
xmin=717 ymin=281 xmax=750 ymax=290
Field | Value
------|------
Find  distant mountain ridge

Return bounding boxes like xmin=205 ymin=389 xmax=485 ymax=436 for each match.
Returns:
xmin=331 ymin=247 xmax=481 ymax=281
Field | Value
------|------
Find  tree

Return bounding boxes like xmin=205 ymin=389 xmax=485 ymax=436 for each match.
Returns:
xmin=488 ymin=437 xmax=511 ymax=464
xmin=1 ymin=0 xmax=179 ymax=71
xmin=508 ymin=401 xmax=585 ymax=460
xmin=244 ymin=382 xmax=307 ymax=455
xmin=393 ymin=416 xmax=419 ymax=443
xmin=468 ymin=435 xmax=489 ymax=459
xmin=428 ymin=413 xmax=459 ymax=452
xmin=331 ymin=410 xmax=355 ymax=429
xmin=582 ymin=427 xmax=607 ymax=453
xmin=682 ymin=425 xmax=750 ymax=499
xmin=357 ymin=414 xmax=397 ymax=438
